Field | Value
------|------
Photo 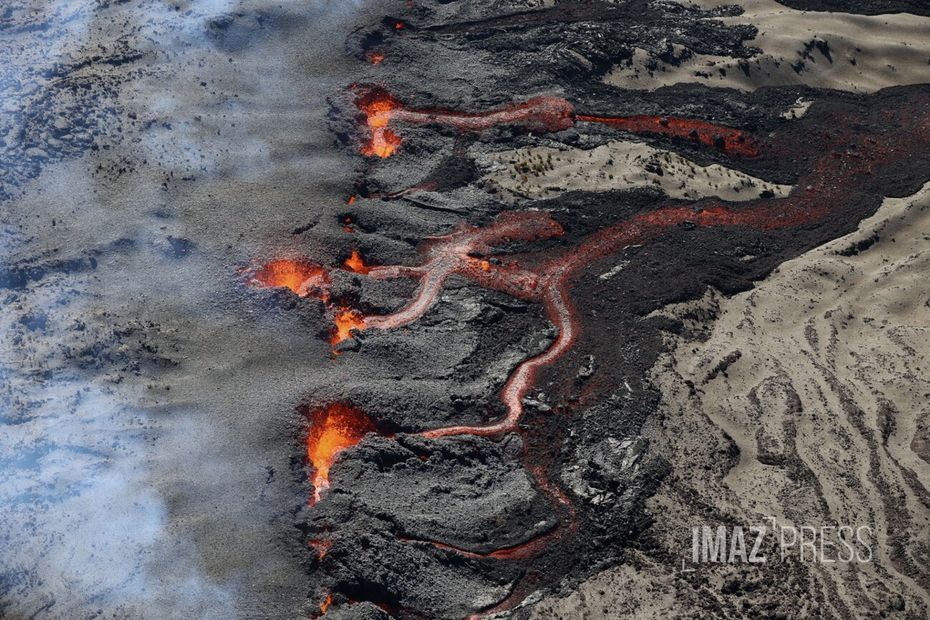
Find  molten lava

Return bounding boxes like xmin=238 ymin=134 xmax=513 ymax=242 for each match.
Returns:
xmin=366 ymin=51 xmax=385 ymax=64
xmin=331 ymin=308 xmax=365 ymax=346
xmin=355 ymin=88 xmax=402 ymax=158
xmin=306 ymin=403 xmax=375 ymax=505
xmin=252 ymin=259 xmax=330 ymax=300
xmin=343 ymin=250 xmax=372 ymax=274
xmin=352 ymin=86 xmax=757 ymax=158
xmin=309 ymin=538 xmax=333 ymax=560
xmin=296 ymin=67 xmax=930 ymax=617
xmin=576 ymin=114 xmax=759 ymax=157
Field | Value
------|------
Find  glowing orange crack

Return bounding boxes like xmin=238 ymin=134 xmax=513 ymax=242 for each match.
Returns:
xmin=331 ymin=308 xmax=365 ymax=347
xmin=309 ymin=537 xmax=333 ymax=560
xmin=319 ymin=593 xmax=332 ymax=615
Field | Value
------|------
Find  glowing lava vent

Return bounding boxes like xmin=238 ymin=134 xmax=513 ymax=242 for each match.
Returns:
xmin=355 ymin=87 xmax=402 ymax=158
xmin=306 ymin=403 xmax=375 ymax=505
xmin=252 ymin=259 xmax=330 ymax=299
xmin=342 ymin=250 xmax=372 ymax=274
xmin=331 ymin=308 xmax=365 ymax=347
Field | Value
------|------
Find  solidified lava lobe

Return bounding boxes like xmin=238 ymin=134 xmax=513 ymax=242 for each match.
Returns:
xmin=252 ymin=259 xmax=330 ymax=299
xmin=306 ymin=403 xmax=375 ymax=505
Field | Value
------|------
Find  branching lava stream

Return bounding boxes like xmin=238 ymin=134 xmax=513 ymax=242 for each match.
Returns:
xmin=276 ymin=83 xmax=930 ymax=617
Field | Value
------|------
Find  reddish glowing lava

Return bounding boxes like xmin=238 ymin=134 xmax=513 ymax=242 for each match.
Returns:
xmin=366 ymin=51 xmax=385 ymax=64
xmin=331 ymin=308 xmax=365 ymax=346
xmin=343 ymin=250 xmax=372 ymax=274
xmin=576 ymin=113 xmax=759 ymax=157
xmin=352 ymin=87 xmax=757 ymax=158
xmin=252 ymin=259 xmax=330 ymax=299
xmin=355 ymin=88 xmax=402 ymax=158
xmin=306 ymin=403 xmax=375 ymax=505
xmin=309 ymin=538 xmax=333 ymax=560
xmin=333 ymin=98 xmax=930 ymax=442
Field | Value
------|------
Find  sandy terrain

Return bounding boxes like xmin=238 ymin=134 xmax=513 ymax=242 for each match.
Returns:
xmin=607 ymin=0 xmax=930 ymax=93
xmin=476 ymin=140 xmax=792 ymax=204
xmin=533 ymin=181 xmax=930 ymax=618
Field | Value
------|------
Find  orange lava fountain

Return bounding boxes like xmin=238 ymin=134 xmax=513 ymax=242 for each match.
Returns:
xmin=252 ymin=259 xmax=330 ymax=299
xmin=306 ymin=403 xmax=375 ymax=505
xmin=343 ymin=250 xmax=372 ymax=274
xmin=356 ymin=88 xmax=402 ymax=158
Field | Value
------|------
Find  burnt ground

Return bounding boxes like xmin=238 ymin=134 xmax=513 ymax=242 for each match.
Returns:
xmin=2 ymin=1 xmax=929 ymax=619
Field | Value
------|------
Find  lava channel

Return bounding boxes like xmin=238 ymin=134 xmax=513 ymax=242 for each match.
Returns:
xmin=352 ymin=85 xmax=758 ymax=158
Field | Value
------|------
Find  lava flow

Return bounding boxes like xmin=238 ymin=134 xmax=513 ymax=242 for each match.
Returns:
xmin=335 ymin=96 xmax=930 ymax=442
xmin=306 ymin=402 xmax=376 ymax=505
xmin=352 ymin=85 xmax=758 ymax=158
xmin=310 ymin=72 xmax=930 ymax=617
xmin=576 ymin=113 xmax=759 ymax=157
